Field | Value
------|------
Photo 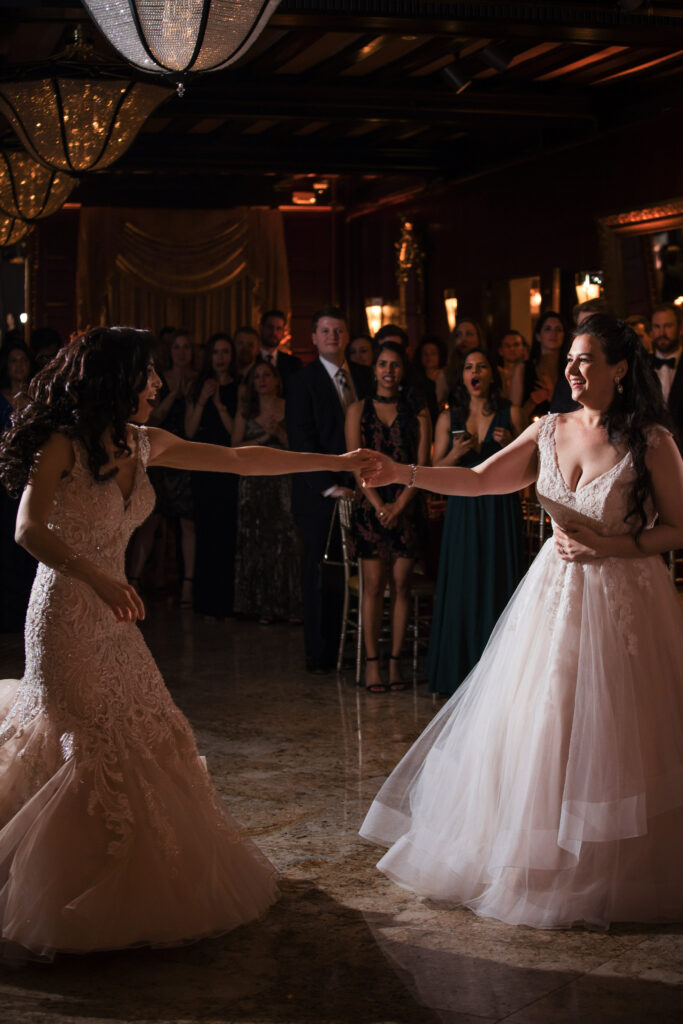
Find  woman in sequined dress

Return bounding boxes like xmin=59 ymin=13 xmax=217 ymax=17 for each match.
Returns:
xmin=0 ymin=326 xmax=375 ymax=959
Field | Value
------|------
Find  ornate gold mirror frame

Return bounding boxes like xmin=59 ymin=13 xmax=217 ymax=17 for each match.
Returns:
xmin=599 ymin=198 xmax=683 ymax=314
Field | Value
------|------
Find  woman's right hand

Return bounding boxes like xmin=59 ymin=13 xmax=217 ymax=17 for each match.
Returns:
xmin=530 ymin=374 xmax=553 ymax=406
xmin=451 ymin=435 xmax=473 ymax=462
xmin=90 ymin=570 xmax=145 ymax=622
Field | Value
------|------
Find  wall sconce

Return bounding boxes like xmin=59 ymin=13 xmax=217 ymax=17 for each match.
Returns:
xmin=575 ymin=272 xmax=603 ymax=304
xmin=444 ymin=290 xmax=458 ymax=332
xmin=529 ymin=281 xmax=543 ymax=314
xmin=365 ymin=297 xmax=384 ymax=336
xmin=674 ymin=296 xmax=683 ymax=307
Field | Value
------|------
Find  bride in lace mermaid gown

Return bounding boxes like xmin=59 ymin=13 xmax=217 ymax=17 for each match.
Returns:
xmin=0 ymin=327 xmax=374 ymax=958
xmin=360 ymin=315 xmax=683 ymax=929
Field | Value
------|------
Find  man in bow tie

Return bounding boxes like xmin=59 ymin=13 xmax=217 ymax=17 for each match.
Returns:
xmin=650 ymin=304 xmax=683 ymax=447
xmin=286 ymin=307 xmax=373 ymax=673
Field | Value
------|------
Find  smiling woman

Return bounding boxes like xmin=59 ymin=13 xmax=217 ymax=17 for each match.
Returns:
xmin=359 ymin=316 xmax=683 ymax=931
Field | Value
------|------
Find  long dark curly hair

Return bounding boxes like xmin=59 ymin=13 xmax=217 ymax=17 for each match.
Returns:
xmin=449 ymin=347 xmax=508 ymax=425
xmin=0 ymin=326 xmax=153 ymax=496
xmin=574 ymin=314 xmax=673 ymax=541
xmin=372 ymin=340 xmax=422 ymax=456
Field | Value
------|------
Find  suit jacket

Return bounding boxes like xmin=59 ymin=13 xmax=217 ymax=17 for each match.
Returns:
xmin=286 ymin=359 xmax=374 ymax=518
xmin=650 ymin=354 xmax=683 ymax=449
xmin=266 ymin=350 xmax=302 ymax=395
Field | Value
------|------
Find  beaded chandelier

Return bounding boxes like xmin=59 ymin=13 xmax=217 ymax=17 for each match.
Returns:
xmin=0 ymin=77 xmax=170 ymax=174
xmin=81 ymin=0 xmax=280 ymax=83
xmin=0 ymin=150 xmax=75 ymax=221
xmin=0 ymin=213 xmax=31 ymax=246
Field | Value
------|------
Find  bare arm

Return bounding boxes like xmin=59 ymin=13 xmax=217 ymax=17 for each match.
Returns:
xmin=15 ymin=434 xmax=144 ymax=622
xmin=231 ymin=410 xmax=246 ymax=446
xmin=346 ymin=401 xmax=382 ymax=511
xmin=555 ymin=432 xmax=683 ymax=560
xmin=146 ymin=426 xmax=375 ymax=478
xmin=364 ymin=419 xmax=540 ymax=496
xmin=433 ymin=409 xmax=472 ymax=467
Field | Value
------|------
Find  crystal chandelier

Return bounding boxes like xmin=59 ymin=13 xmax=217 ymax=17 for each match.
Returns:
xmin=0 ymin=77 xmax=170 ymax=174
xmin=81 ymin=0 xmax=281 ymax=83
xmin=0 ymin=150 xmax=75 ymax=221
xmin=0 ymin=213 xmax=31 ymax=246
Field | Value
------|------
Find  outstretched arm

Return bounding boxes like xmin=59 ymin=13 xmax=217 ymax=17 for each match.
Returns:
xmin=146 ymin=426 xmax=375 ymax=478
xmin=364 ymin=419 xmax=540 ymax=496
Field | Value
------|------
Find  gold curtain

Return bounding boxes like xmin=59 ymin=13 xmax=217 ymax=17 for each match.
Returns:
xmin=76 ymin=207 xmax=290 ymax=342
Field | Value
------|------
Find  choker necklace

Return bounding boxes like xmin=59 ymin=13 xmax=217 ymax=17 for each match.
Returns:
xmin=373 ymin=392 xmax=399 ymax=404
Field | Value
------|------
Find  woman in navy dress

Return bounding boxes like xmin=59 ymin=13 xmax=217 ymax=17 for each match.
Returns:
xmin=428 ymin=348 xmax=525 ymax=696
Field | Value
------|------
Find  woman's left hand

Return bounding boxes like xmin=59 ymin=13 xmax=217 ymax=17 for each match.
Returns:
xmin=554 ymin=522 xmax=603 ymax=562
xmin=359 ymin=451 xmax=398 ymax=487
xmin=492 ymin=427 xmax=513 ymax=447
xmin=380 ymin=501 xmax=402 ymax=529
xmin=342 ymin=448 xmax=383 ymax=477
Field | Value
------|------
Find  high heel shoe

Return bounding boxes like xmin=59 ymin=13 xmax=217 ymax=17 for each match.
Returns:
xmin=388 ymin=654 xmax=409 ymax=691
xmin=361 ymin=656 xmax=388 ymax=694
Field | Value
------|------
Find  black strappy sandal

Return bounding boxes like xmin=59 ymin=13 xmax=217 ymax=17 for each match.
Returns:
xmin=361 ymin=656 xmax=388 ymax=693
xmin=389 ymin=654 xmax=409 ymax=691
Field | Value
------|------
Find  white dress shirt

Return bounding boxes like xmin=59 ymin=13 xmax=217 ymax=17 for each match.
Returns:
xmin=653 ymin=347 xmax=681 ymax=403
xmin=261 ymin=347 xmax=278 ymax=367
xmin=319 ymin=356 xmax=357 ymax=496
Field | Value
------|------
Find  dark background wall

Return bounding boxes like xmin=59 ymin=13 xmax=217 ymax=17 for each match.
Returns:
xmin=23 ymin=108 xmax=683 ymax=352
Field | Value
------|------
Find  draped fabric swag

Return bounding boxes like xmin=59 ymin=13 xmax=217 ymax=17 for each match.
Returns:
xmin=76 ymin=207 xmax=291 ymax=343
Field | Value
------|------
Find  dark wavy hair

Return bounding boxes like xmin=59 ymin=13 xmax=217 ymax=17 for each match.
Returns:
xmin=0 ymin=326 xmax=153 ymax=496
xmin=189 ymin=332 xmax=234 ymax=403
xmin=240 ymin=358 xmax=283 ymax=420
xmin=574 ymin=314 xmax=673 ymax=541
xmin=450 ymin=347 xmax=507 ymax=425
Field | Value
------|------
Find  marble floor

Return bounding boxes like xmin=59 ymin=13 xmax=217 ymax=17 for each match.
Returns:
xmin=0 ymin=603 xmax=681 ymax=1024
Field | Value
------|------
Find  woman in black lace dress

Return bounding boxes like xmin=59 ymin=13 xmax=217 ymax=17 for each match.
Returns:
xmin=185 ymin=333 xmax=239 ymax=620
xmin=345 ymin=341 xmax=431 ymax=692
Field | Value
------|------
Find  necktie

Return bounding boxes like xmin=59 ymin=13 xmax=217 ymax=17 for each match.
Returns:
xmin=265 ymin=352 xmax=274 ymax=365
xmin=654 ymin=356 xmax=676 ymax=370
xmin=336 ymin=367 xmax=352 ymax=410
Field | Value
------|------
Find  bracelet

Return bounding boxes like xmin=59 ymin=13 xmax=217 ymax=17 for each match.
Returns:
xmin=407 ymin=463 xmax=418 ymax=488
xmin=56 ymin=552 xmax=79 ymax=576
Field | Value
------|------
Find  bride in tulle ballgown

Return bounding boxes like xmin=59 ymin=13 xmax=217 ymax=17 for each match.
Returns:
xmin=360 ymin=314 xmax=683 ymax=930
xmin=0 ymin=326 xmax=375 ymax=959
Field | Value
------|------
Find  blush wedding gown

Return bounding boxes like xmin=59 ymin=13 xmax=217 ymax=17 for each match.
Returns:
xmin=360 ymin=414 xmax=683 ymax=929
xmin=0 ymin=426 xmax=277 ymax=958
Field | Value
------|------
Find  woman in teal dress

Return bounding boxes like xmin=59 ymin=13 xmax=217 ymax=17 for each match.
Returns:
xmin=427 ymin=348 xmax=525 ymax=696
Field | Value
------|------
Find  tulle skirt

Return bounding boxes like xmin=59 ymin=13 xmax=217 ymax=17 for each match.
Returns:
xmin=360 ymin=542 xmax=683 ymax=929
xmin=0 ymin=679 xmax=278 ymax=959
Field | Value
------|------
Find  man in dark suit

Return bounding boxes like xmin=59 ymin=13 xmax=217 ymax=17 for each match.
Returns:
xmin=259 ymin=309 xmax=301 ymax=394
xmin=650 ymin=304 xmax=683 ymax=447
xmin=286 ymin=306 xmax=373 ymax=673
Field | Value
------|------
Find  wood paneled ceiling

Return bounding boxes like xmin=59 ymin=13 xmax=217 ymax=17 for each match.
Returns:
xmin=3 ymin=0 xmax=683 ymax=211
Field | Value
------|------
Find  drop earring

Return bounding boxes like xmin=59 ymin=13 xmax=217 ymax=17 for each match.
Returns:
xmin=615 ymin=378 xmax=624 ymax=394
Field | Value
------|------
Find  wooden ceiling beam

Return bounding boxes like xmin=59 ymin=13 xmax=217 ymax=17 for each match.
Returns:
xmin=166 ymin=82 xmax=593 ymax=122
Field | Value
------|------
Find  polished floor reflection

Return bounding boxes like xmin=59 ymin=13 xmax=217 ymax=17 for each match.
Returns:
xmin=0 ymin=603 xmax=681 ymax=1023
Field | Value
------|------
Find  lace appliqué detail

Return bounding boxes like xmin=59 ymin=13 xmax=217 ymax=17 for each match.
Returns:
xmin=0 ymin=428 xmax=235 ymax=859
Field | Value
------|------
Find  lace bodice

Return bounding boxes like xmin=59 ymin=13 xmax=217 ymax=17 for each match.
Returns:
xmin=536 ymin=414 xmax=657 ymax=536
xmin=47 ymin=425 xmax=155 ymax=577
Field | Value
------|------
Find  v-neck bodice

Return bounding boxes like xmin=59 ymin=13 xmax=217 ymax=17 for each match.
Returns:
xmin=535 ymin=414 xmax=659 ymax=534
